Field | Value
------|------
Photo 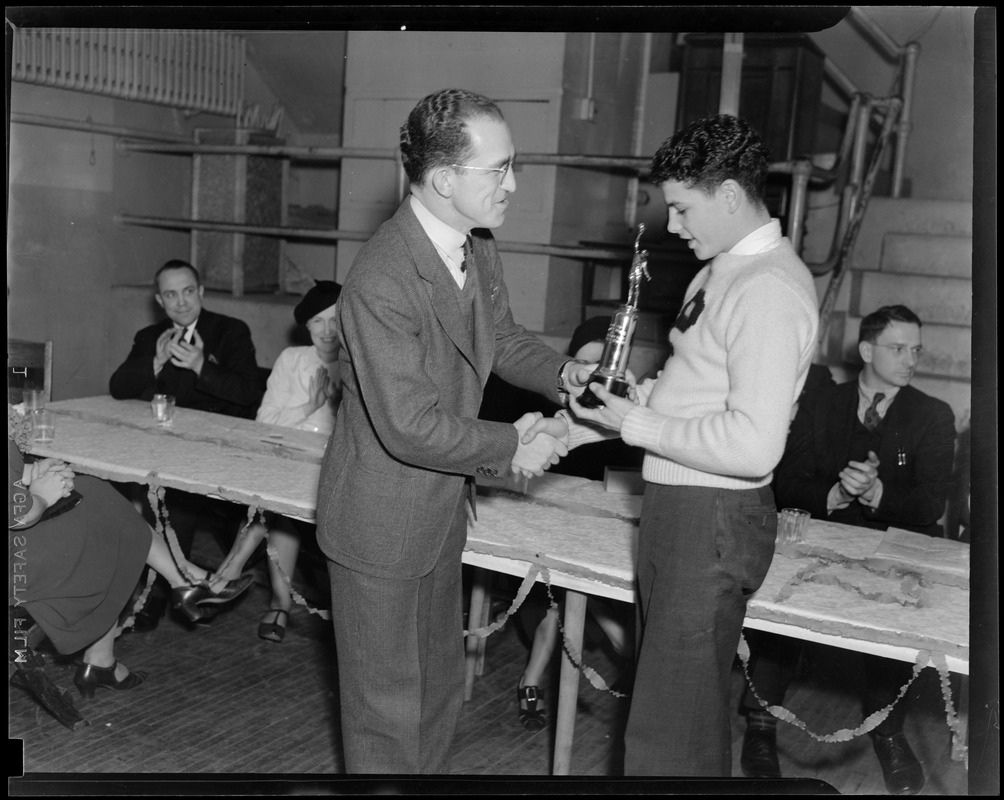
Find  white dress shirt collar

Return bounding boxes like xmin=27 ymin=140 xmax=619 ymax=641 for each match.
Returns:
xmin=410 ymin=195 xmax=468 ymax=287
xmin=729 ymin=218 xmax=783 ymax=255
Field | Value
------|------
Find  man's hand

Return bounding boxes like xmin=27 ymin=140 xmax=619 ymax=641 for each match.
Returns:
xmin=521 ymin=414 xmax=569 ymax=444
xmin=561 ymin=361 xmax=597 ymax=399
xmin=154 ymin=328 xmax=183 ymax=373
xmin=169 ymin=329 xmax=206 ymax=375
xmin=838 ymin=450 xmax=880 ymax=498
xmin=511 ymin=412 xmax=568 ymax=478
xmin=569 ymin=382 xmax=638 ymax=432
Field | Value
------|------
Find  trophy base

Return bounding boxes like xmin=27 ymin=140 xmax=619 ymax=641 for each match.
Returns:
xmin=577 ymin=375 xmax=630 ymax=409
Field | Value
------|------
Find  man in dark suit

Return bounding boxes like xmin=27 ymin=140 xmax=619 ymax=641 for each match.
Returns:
xmin=739 ymin=305 xmax=957 ymax=796
xmin=110 ymin=259 xmax=263 ymax=629
xmin=314 ymin=89 xmax=591 ymax=774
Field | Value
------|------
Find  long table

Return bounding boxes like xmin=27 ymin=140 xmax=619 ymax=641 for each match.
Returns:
xmin=26 ymin=396 xmax=969 ymax=775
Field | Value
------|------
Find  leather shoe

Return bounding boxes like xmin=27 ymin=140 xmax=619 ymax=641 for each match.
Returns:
xmin=740 ymin=721 xmax=781 ymax=779
xmin=170 ymin=574 xmax=255 ymax=623
xmin=871 ymin=731 xmax=925 ymax=795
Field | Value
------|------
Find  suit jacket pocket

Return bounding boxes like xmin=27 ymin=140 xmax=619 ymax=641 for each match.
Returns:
xmin=332 ymin=465 xmax=418 ymax=567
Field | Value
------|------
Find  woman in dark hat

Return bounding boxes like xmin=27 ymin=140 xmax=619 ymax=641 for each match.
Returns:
xmin=213 ymin=280 xmax=343 ymax=642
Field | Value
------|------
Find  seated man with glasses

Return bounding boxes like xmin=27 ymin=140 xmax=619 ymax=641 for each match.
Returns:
xmin=739 ymin=304 xmax=957 ymax=795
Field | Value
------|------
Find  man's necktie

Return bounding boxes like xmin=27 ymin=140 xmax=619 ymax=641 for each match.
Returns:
xmin=461 ymin=235 xmax=472 ymax=273
xmin=863 ymin=392 xmax=885 ymax=431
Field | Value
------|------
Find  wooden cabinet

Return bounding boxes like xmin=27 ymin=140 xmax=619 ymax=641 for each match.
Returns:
xmin=676 ymin=33 xmax=825 ymax=164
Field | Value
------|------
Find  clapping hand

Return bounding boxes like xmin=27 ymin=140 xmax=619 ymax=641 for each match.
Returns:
xmin=511 ymin=412 xmax=568 ymax=478
xmin=839 ymin=450 xmax=880 ymax=498
xmin=154 ymin=328 xmax=183 ymax=373
xmin=306 ymin=366 xmax=332 ymax=414
xmin=168 ymin=329 xmax=206 ymax=375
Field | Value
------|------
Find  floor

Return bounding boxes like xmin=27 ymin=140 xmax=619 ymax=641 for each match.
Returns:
xmin=9 ymin=541 xmax=969 ymax=795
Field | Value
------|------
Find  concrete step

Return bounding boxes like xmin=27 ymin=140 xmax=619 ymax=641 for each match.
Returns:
xmin=850 ymin=271 xmax=972 ymax=327
xmin=882 ymin=233 xmax=973 ymax=278
xmin=851 ymin=197 xmax=973 ymax=271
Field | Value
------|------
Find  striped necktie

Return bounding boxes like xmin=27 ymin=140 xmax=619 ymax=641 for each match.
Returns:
xmin=863 ymin=392 xmax=885 ymax=431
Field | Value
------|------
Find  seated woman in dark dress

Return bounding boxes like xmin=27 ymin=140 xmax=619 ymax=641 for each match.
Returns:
xmin=9 ymin=433 xmax=253 ymax=699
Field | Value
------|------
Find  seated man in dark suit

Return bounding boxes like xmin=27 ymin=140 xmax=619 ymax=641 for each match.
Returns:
xmin=110 ymin=259 xmax=264 ymax=629
xmin=739 ymin=305 xmax=957 ymax=796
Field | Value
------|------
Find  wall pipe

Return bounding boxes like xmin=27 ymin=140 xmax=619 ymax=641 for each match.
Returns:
xmin=116 ymin=138 xmax=651 ymax=171
xmin=115 ymin=212 xmax=642 ymax=262
xmin=10 ymin=111 xmax=191 ymax=143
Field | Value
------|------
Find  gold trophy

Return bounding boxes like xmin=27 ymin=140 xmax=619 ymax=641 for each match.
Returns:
xmin=577 ymin=223 xmax=651 ymax=408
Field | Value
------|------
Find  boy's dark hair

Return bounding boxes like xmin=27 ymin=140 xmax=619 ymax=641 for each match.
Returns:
xmin=649 ymin=114 xmax=770 ymax=206
xmin=399 ymin=88 xmax=505 ymax=185
xmin=858 ymin=304 xmax=923 ymax=344
xmin=154 ymin=259 xmax=200 ymax=289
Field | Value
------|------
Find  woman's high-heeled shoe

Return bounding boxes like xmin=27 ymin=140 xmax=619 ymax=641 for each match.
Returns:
xmin=171 ymin=574 xmax=255 ymax=623
xmin=517 ymin=685 xmax=547 ymax=731
xmin=74 ymin=661 xmax=147 ymax=699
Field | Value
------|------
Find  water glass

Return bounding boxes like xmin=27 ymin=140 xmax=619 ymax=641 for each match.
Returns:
xmin=23 ymin=388 xmax=46 ymax=412
xmin=777 ymin=508 xmax=810 ymax=546
xmin=152 ymin=394 xmax=176 ymax=427
xmin=31 ymin=409 xmax=55 ymax=444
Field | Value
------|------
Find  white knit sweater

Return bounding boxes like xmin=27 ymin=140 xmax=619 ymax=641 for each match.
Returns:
xmin=567 ymin=235 xmax=818 ymax=490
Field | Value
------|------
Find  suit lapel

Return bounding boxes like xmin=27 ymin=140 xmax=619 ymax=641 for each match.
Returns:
xmin=396 ymin=200 xmax=479 ymax=371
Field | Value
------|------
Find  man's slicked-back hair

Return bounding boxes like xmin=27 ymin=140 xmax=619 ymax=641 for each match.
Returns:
xmin=858 ymin=304 xmax=923 ymax=344
xmin=155 ymin=259 xmax=201 ymax=290
xmin=399 ymin=88 xmax=505 ymax=185
xmin=648 ymin=114 xmax=770 ymax=206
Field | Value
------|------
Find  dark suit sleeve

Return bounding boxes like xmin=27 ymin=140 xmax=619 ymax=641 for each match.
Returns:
xmin=772 ymin=393 xmax=837 ymax=518
xmin=484 ymin=243 xmax=567 ymax=402
xmin=194 ymin=317 xmax=260 ymax=409
xmin=868 ymin=397 xmax=956 ymax=530
xmin=109 ymin=327 xmax=160 ymax=400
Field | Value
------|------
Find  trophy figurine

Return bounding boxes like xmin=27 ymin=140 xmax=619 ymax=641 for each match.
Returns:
xmin=577 ymin=223 xmax=651 ymax=408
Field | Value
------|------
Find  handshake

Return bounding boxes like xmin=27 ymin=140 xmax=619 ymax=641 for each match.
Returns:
xmin=508 ymin=360 xmax=639 ymax=479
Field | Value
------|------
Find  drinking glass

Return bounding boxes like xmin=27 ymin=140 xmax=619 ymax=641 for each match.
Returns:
xmin=31 ymin=409 xmax=55 ymax=444
xmin=777 ymin=508 xmax=810 ymax=546
xmin=23 ymin=388 xmax=46 ymax=412
xmin=152 ymin=394 xmax=176 ymax=427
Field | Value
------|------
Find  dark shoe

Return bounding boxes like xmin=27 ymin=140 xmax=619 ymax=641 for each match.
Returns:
xmin=517 ymin=685 xmax=547 ymax=731
xmin=258 ymin=609 xmax=289 ymax=643
xmin=170 ymin=574 xmax=255 ymax=622
xmin=871 ymin=731 xmax=925 ymax=795
xmin=73 ymin=661 xmax=147 ymax=699
xmin=740 ymin=718 xmax=781 ymax=779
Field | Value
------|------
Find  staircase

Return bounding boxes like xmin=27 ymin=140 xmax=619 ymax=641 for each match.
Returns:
xmin=817 ymin=196 xmax=973 ymax=431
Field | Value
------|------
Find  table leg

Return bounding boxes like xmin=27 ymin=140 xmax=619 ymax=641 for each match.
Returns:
xmin=464 ymin=567 xmax=490 ymax=702
xmin=552 ymin=588 xmax=587 ymax=775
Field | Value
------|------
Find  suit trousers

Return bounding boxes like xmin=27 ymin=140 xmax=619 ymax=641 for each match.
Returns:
xmin=326 ymin=494 xmax=467 ymax=774
xmin=623 ymin=483 xmax=777 ymax=777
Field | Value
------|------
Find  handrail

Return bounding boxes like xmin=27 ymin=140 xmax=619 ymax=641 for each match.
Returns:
xmin=816 ymin=98 xmax=903 ymax=348
xmin=822 ymin=7 xmax=920 ymax=198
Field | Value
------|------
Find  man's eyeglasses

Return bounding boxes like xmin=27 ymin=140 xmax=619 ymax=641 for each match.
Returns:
xmin=449 ymin=157 xmax=516 ymax=185
xmin=872 ymin=343 xmax=924 ymax=357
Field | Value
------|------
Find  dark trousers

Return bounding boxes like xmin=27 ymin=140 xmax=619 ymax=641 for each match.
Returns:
xmin=741 ymin=630 xmax=912 ymax=735
xmin=623 ymin=484 xmax=777 ymax=777
xmin=326 ymin=496 xmax=467 ymax=774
